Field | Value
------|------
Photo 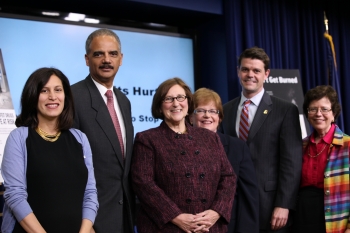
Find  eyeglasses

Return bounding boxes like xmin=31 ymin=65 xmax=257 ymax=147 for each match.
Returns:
xmin=307 ymin=107 xmax=332 ymax=114
xmin=163 ymin=95 xmax=187 ymax=103
xmin=194 ymin=109 xmax=220 ymax=115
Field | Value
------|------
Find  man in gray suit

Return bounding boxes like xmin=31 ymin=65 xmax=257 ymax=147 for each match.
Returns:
xmin=71 ymin=29 xmax=134 ymax=233
xmin=220 ymin=47 xmax=302 ymax=233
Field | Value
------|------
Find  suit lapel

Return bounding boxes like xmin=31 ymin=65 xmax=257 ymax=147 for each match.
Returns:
xmin=247 ymin=92 xmax=272 ymax=142
xmin=85 ymin=77 xmax=125 ymax=168
xmin=226 ymin=98 xmax=240 ymax=137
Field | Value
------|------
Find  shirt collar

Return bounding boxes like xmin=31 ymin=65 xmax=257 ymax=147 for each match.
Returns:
xmin=90 ymin=75 xmax=113 ymax=96
xmin=310 ymin=123 xmax=336 ymax=144
xmin=239 ymin=88 xmax=265 ymax=106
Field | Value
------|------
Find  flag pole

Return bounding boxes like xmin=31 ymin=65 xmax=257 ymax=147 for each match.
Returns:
xmin=324 ymin=11 xmax=329 ymax=34
xmin=323 ymin=12 xmax=345 ymax=131
xmin=324 ymin=12 xmax=337 ymax=77
xmin=324 ymin=11 xmax=330 ymax=85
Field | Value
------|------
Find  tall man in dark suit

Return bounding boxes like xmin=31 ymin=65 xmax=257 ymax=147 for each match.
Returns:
xmin=219 ymin=47 xmax=302 ymax=233
xmin=71 ymin=28 xmax=134 ymax=233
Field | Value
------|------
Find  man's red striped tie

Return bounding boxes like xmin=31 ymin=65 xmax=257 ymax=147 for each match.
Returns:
xmin=239 ymin=100 xmax=251 ymax=141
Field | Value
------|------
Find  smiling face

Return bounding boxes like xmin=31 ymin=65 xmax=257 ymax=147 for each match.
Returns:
xmin=238 ymin=58 xmax=270 ymax=98
xmin=37 ymin=75 xmax=65 ymax=124
xmin=161 ymin=84 xmax=188 ymax=126
xmin=85 ymin=35 xmax=123 ymax=88
xmin=191 ymin=101 xmax=220 ymax=132
xmin=307 ymin=97 xmax=335 ymax=136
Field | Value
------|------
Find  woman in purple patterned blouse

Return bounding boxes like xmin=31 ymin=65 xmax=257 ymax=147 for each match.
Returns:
xmin=131 ymin=77 xmax=236 ymax=233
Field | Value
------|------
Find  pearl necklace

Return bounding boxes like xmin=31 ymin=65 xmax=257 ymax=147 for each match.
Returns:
xmin=35 ymin=127 xmax=61 ymax=142
xmin=308 ymin=144 xmax=328 ymax=158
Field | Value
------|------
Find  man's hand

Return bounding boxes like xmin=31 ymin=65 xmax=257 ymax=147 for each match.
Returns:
xmin=270 ymin=207 xmax=289 ymax=230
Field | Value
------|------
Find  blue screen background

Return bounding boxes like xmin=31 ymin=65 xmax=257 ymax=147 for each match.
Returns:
xmin=0 ymin=16 xmax=194 ymax=134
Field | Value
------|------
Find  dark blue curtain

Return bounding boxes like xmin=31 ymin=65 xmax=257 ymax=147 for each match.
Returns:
xmin=326 ymin=3 xmax=350 ymax=134
xmin=221 ymin=0 xmax=350 ymax=134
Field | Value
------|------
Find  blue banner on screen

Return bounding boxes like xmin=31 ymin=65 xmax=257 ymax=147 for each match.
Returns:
xmin=0 ymin=15 xmax=194 ymax=135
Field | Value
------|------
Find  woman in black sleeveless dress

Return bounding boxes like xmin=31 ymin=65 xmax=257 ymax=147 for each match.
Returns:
xmin=1 ymin=68 xmax=98 ymax=233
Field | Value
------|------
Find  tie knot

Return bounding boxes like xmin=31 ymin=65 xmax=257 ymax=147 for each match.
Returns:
xmin=244 ymin=100 xmax=251 ymax=106
xmin=105 ymin=90 xmax=113 ymax=100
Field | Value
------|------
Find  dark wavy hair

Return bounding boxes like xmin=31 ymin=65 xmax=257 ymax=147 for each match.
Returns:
xmin=151 ymin=77 xmax=193 ymax=121
xmin=15 ymin=67 xmax=75 ymax=130
xmin=303 ymin=85 xmax=341 ymax=120
xmin=238 ymin=46 xmax=270 ymax=71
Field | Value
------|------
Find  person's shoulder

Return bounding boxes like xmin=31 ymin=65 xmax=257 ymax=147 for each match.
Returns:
xmin=71 ymin=78 xmax=91 ymax=102
xmin=191 ymin=127 xmax=219 ymax=142
xmin=9 ymin=126 xmax=28 ymax=136
xmin=114 ymin=87 xmax=131 ymax=102
xmin=267 ymin=94 xmax=299 ymax=114
xmin=135 ymin=125 xmax=162 ymax=138
xmin=69 ymin=128 xmax=84 ymax=135
xmin=6 ymin=127 xmax=29 ymax=144
xmin=69 ymin=128 xmax=89 ymax=142
xmin=270 ymin=94 xmax=295 ymax=106
xmin=217 ymin=131 xmax=245 ymax=146
xmin=342 ymin=133 xmax=350 ymax=145
xmin=136 ymin=127 xmax=158 ymax=135
xmin=223 ymin=97 xmax=240 ymax=108
xmin=193 ymin=126 xmax=216 ymax=134
xmin=334 ymin=126 xmax=350 ymax=144
xmin=71 ymin=77 xmax=88 ymax=89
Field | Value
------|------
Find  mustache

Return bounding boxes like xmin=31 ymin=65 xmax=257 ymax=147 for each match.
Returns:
xmin=99 ymin=64 xmax=114 ymax=69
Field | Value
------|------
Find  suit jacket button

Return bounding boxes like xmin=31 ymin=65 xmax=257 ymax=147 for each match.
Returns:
xmin=186 ymin=199 xmax=192 ymax=204
xmin=175 ymin=134 xmax=180 ymax=139
xmin=200 ymin=173 xmax=205 ymax=179
xmin=201 ymin=199 xmax=207 ymax=204
xmin=195 ymin=150 xmax=200 ymax=155
xmin=185 ymin=172 xmax=191 ymax=178
xmin=119 ymin=200 xmax=123 ymax=205
xmin=180 ymin=151 xmax=186 ymax=155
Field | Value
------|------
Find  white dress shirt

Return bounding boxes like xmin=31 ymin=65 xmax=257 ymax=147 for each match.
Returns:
xmin=91 ymin=77 xmax=126 ymax=155
xmin=235 ymin=88 xmax=265 ymax=136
